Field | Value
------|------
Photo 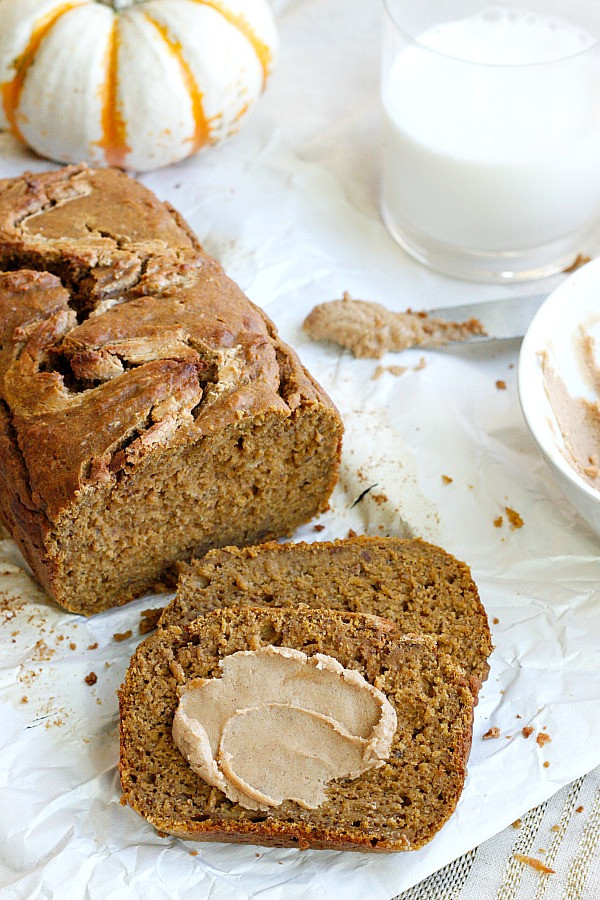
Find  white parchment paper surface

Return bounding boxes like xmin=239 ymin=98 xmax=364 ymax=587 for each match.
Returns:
xmin=1 ymin=1 xmax=600 ymax=897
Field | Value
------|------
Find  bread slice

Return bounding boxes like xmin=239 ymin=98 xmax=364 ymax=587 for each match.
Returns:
xmin=160 ymin=536 xmax=492 ymax=694
xmin=0 ymin=166 xmax=342 ymax=614
xmin=119 ymin=606 xmax=475 ymax=851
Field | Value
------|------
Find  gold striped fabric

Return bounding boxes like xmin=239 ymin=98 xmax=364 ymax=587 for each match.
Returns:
xmin=396 ymin=767 xmax=600 ymax=900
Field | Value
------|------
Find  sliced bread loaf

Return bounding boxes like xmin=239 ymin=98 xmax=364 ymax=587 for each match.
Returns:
xmin=160 ymin=536 xmax=492 ymax=694
xmin=0 ymin=166 xmax=342 ymax=614
xmin=119 ymin=606 xmax=475 ymax=851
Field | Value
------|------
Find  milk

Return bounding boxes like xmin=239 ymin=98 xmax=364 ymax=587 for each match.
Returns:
xmin=381 ymin=7 xmax=600 ymax=260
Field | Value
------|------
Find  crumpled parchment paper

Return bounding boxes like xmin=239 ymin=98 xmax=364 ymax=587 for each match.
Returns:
xmin=1 ymin=1 xmax=600 ymax=897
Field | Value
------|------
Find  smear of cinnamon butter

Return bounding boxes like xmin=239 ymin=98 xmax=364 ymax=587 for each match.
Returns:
xmin=540 ymin=327 xmax=600 ymax=490
xmin=303 ymin=292 xmax=485 ymax=359
xmin=172 ymin=646 xmax=397 ymax=811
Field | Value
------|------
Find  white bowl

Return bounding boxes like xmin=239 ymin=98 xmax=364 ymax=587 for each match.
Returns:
xmin=518 ymin=259 xmax=600 ymax=538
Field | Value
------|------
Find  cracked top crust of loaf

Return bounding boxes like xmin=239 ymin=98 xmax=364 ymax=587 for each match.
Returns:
xmin=0 ymin=164 xmax=335 ymax=524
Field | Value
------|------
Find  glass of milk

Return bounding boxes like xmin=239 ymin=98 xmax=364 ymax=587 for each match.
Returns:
xmin=380 ymin=1 xmax=600 ymax=282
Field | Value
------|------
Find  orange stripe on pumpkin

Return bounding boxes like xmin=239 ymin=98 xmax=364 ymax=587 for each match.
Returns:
xmin=143 ymin=13 xmax=211 ymax=152
xmin=1 ymin=2 xmax=80 ymax=142
xmin=97 ymin=20 xmax=130 ymax=168
xmin=190 ymin=0 xmax=273 ymax=86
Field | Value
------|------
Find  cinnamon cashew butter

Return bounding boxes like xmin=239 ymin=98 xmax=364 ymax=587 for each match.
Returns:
xmin=541 ymin=327 xmax=600 ymax=490
xmin=172 ymin=645 xmax=397 ymax=811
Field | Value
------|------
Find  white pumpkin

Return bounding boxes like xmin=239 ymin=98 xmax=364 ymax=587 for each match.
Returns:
xmin=0 ymin=0 xmax=278 ymax=171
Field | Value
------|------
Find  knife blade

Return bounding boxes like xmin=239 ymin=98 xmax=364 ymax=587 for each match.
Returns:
xmin=426 ymin=293 xmax=547 ymax=343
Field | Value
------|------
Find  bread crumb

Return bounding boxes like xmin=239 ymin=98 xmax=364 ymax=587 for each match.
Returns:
xmin=551 ymin=825 xmax=560 ymax=832
xmin=494 ymin=516 xmax=503 ymax=528
xmin=516 ymin=714 xmax=522 ymax=719
xmin=514 ymin=853 xmax=555 ymax=875
xmin=347 ymin=529 xmax=358 ymax=539
xmin=493 ymin=617 xmax=499 ymax=624
xmin=496 ymin=380 xmax=507 ymax=390
xmin=441 ymin=475 xmax=453 ymax=484
xmin=113 ymin=629 xmax=132 ymax=642
xmin=512 ymin=819 xmax=522 ymax=829
xmin=576 ymin=805 xmax=584 ymax=813
xmin=543 ymin=761 xmax=550 ymax=768
xmin=69 ymin=642 xmax=77 ymax=650
xmin=21 ymin=696 xmax=28 ymax=704
xmin=536 ymin=732 xmax=552 ymax=748
xmin=372 ymin=493 xmax=388 ymax=505
xmin=483 ymin=726 xmax=500 ymax=739
xmin=372 ymin=364 xmax=407 ymax=380
xmin=87 ymin=642 xmax=98 ymax=650
xmin=505 ymin=507 xmax=524 ymax=529
xmin=84 ymin=672 xmax=97 ymax=686
xmin=189 ymin=850 xmax=198 ymax=856
xmin=313 ymin=524 xmax=325 ymax=532
xmin=139 ymin=607 xmax=164 ymax=635
xmin=522 ymin=726 xmax=534 ymax=738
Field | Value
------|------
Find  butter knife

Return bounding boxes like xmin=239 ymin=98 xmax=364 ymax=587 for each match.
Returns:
xmin=426 ymin=293 xmax=547 ymax=343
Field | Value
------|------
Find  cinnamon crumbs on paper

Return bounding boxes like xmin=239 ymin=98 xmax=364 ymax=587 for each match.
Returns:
xmin=84 ymin=671 xmax=97 ymax=686
xmin=483 ymin=726 xmax=500 ymax=740
xmin=522 ymin=726 xmax=534 ymax=739
xmin=113 ymin=629 xmax=132 ymax=642
xmin=372 ymin=364 xmax=407 ymax=380
xmin=514 ymin=854 xmax=555 ymax=875
xmin=505 ymin=507 xmax=524 ymax=529
xmin=496 ymin=380 xmax=507 ymax=390
xmin=372 ymin=493 xmax=388 ymax=506
xmin=441 ymin=475 xmax=453 ymax=484
xmin=536 ymin=732 xmax=552 ymax=748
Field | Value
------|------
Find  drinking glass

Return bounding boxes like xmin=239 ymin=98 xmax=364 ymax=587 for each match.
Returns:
xmin=380 ymin=0 xmax=600 ymax=282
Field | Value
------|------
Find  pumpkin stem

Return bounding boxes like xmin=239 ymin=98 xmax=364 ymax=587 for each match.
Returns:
xmin=98 ymin=0 xmax=142 ymax=10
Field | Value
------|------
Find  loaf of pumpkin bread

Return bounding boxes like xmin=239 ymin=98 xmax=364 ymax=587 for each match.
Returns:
xmin=160 ymin=536 xmax=492 ymax=695
xmin=119 ymin=606 xmax=475 ymax=851
xmin=0 ymin=165 xmax=343 ymax=614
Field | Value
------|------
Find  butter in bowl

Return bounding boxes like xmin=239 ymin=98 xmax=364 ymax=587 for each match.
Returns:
xmin=518 ymin=258 xmax=600 ymax=536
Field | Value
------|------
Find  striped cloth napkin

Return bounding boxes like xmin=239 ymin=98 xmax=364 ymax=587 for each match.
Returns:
xmin=397 ymin=767 xmax=600 ymax=900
